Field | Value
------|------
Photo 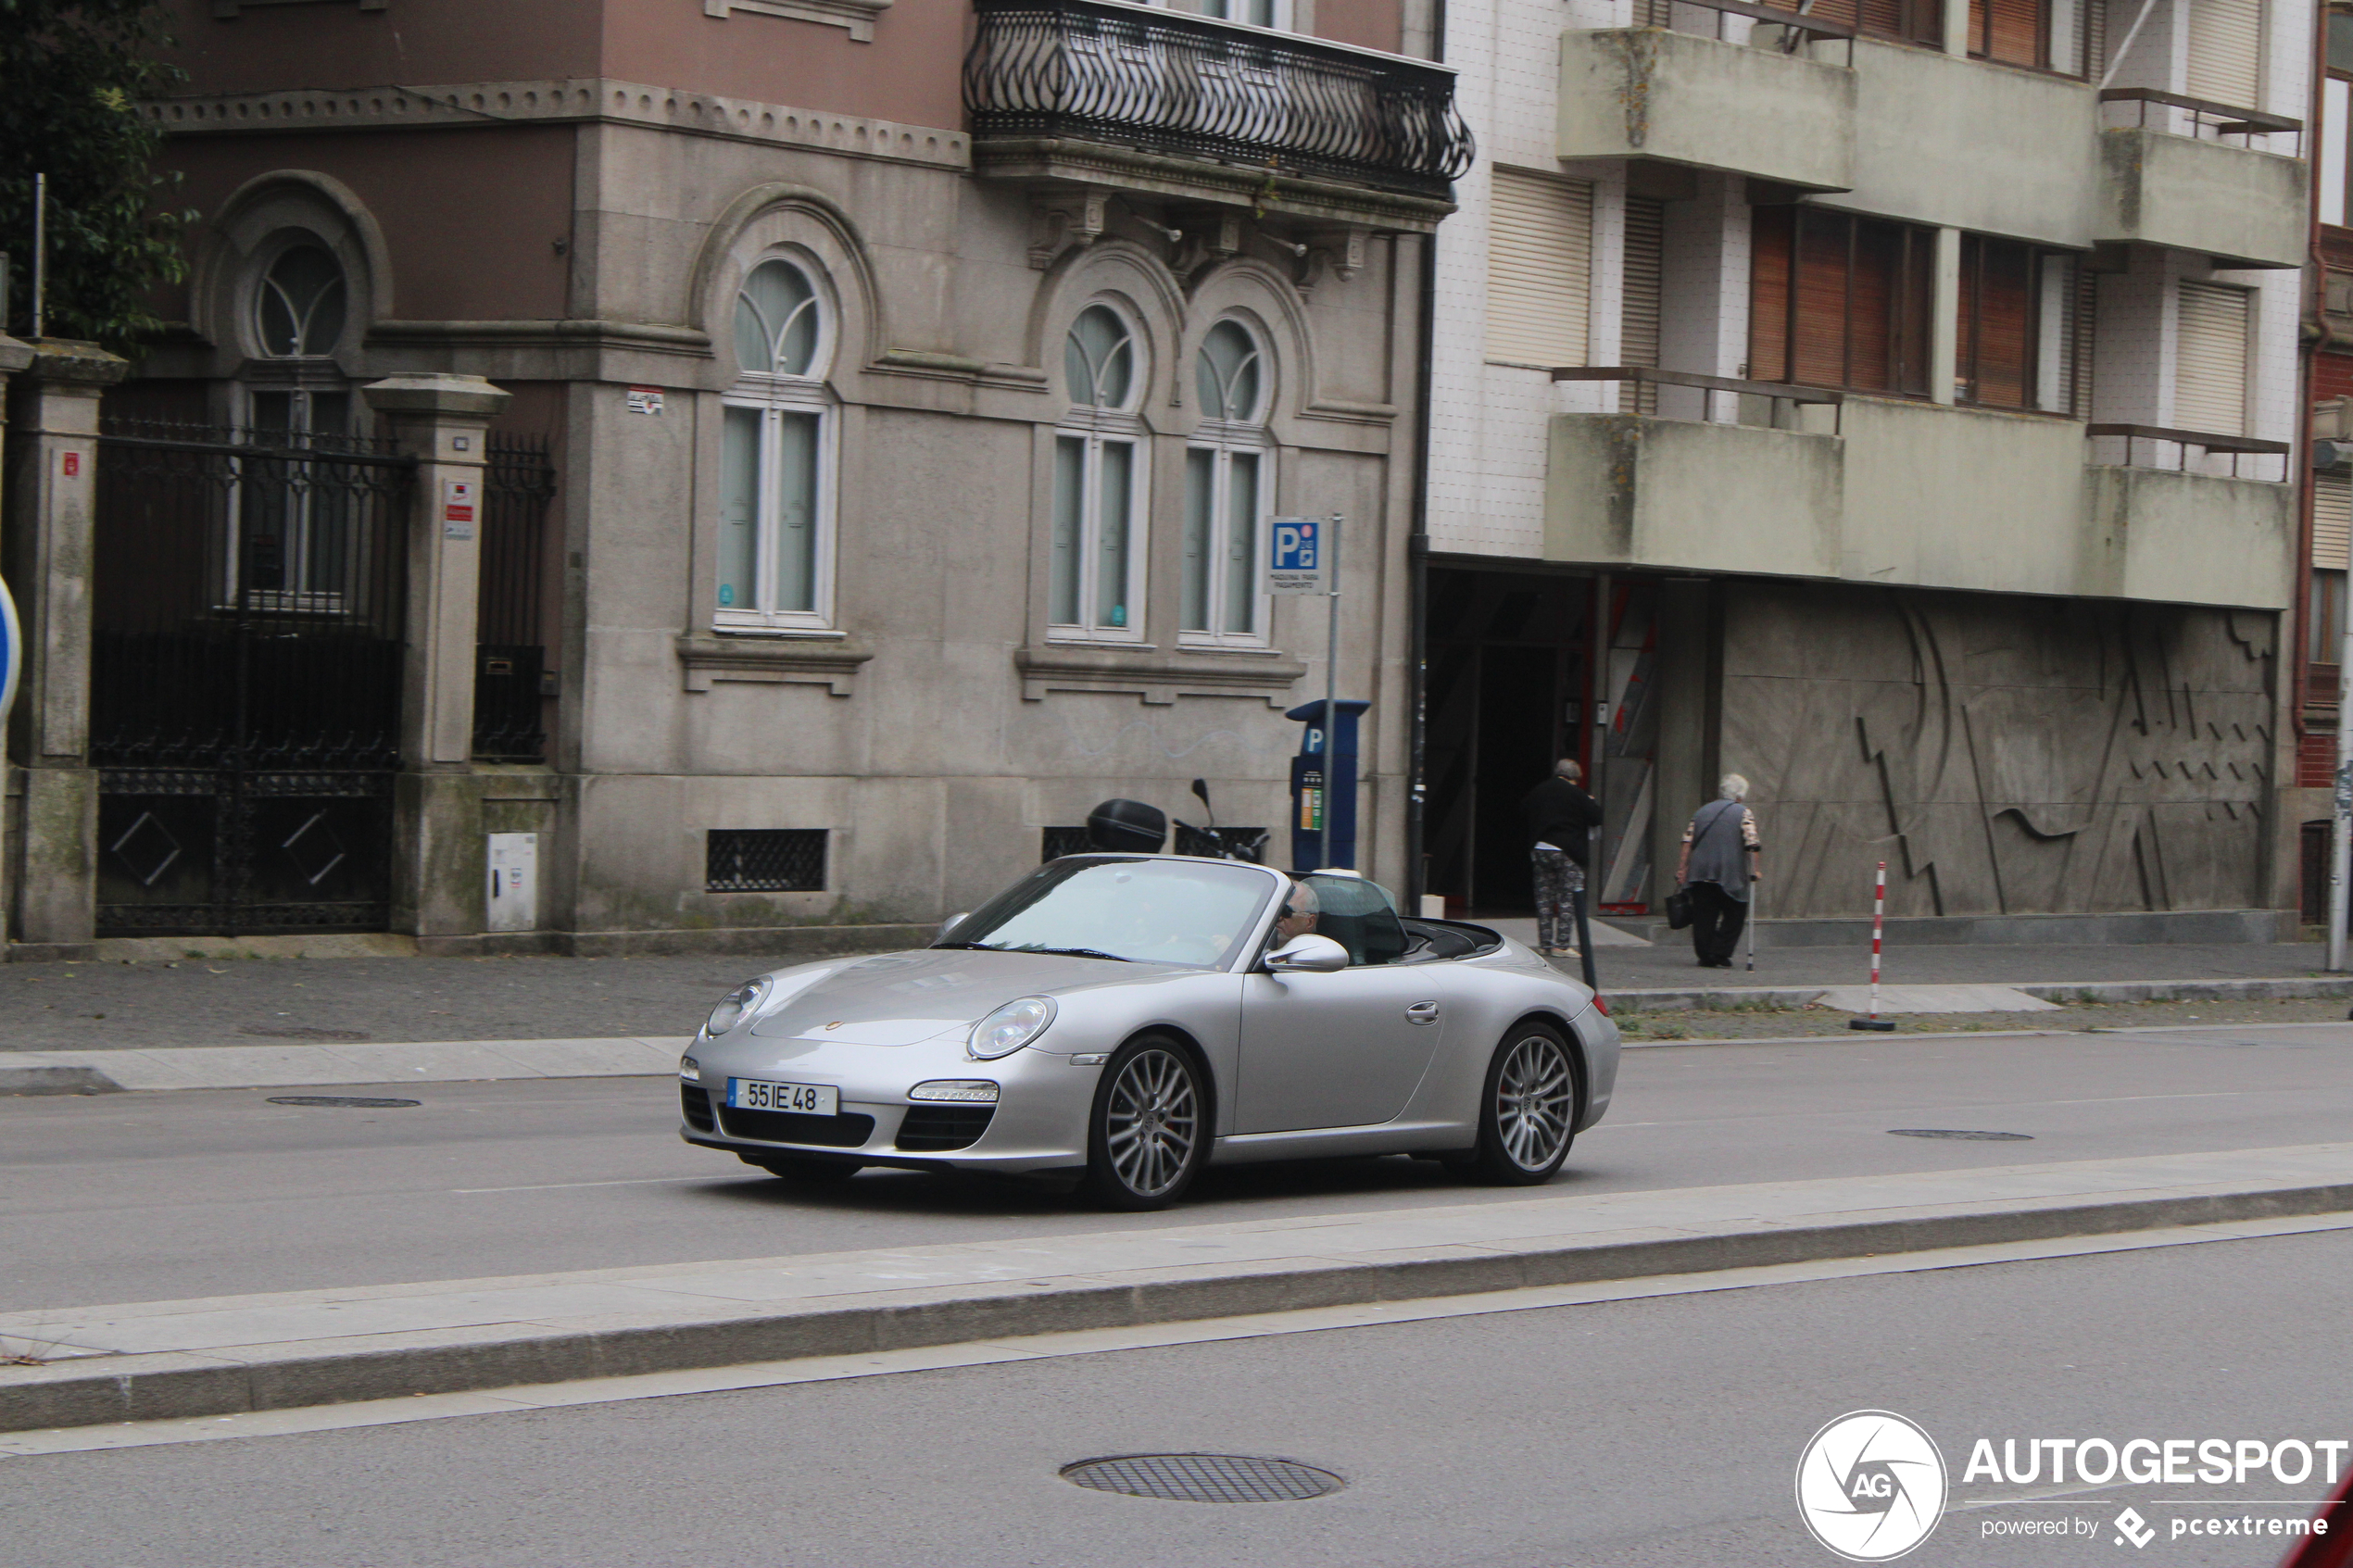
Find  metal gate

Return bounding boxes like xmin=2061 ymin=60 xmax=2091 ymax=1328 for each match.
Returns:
xmin=473 ymin=433 xmax=556 ymax=763
xmin=91 ymin=418 xmax=414 ymax=935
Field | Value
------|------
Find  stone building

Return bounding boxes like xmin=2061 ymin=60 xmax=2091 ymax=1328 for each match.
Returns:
xmin=2 ymin=0 xmax=1468 ymax=957
xmin=1420 ymin=0 xmax=2311 ymax=939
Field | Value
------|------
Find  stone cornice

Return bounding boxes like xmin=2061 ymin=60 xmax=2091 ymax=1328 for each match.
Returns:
xmin=703 ymin=0 xmax=892 ymax=43
xmin=145 ymin=79 xmax=970 ymax=171
xmin=1015 ymin=646 xmax=1308 ymax=706
xmin=677 ymin=633 xmax=872 ymax=696
xmin=970 ymin=138 xmax=1455 ymax=234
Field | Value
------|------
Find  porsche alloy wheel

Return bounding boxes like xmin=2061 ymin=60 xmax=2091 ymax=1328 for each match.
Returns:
xmin=1462 ymin=1022 xmax=1579 ymax=1185
xmin=1086 ymin=1036 xmax=1206 ymax=1210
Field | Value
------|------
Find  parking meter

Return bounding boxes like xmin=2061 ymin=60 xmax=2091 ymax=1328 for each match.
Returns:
xmin=1286 ymin=698 xmax=1368 ymax=872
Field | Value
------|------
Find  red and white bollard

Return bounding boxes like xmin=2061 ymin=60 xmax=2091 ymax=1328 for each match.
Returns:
xmin=1849 ymin=859 xmax=1895 ymax=1032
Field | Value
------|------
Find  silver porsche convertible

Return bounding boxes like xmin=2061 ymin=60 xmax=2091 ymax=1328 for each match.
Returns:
xmin=678 ymin=855 xmax=1619 ymax=1210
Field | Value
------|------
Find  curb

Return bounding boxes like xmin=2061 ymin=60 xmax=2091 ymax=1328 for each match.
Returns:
xmin=1605 ymin=975 xmax=2353 ymax=1014
xmin=7 ymin=1179 xmax=2349 ymax=1435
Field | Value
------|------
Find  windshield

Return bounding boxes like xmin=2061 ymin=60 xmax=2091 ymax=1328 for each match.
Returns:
xmin=941 ymin=857 xmax=1277 ymax=969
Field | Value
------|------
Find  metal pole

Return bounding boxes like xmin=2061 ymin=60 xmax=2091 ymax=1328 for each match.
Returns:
xmin=1850 ymin=859 xmax=1894 ymax=1031
xmin=2332 ymin=575 xmax=2353 ymax=969
xmin=1323 ymin=512 xmax=1341 ymax=869
xmin=31 ymin=174 xmax=46 ymax=340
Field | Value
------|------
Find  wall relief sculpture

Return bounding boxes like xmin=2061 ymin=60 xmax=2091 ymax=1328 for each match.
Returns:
xmin=1719 ymin=583 xmax=2273 ymax=919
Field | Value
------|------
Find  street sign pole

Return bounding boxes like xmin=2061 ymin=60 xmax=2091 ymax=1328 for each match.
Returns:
xmin=1322 ymin=514 xmax=1341 ymax=868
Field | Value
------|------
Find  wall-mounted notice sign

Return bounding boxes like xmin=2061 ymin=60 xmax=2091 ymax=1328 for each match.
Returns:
xmin=443 ymin=479 xmax=478 ymax=540
xmin=626 ymin=387 xmax=665 ymax=415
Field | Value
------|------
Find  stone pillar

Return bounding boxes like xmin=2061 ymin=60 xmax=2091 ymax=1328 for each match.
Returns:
xmin=1650 ymin=576 xmax=1715 ymax=911
xmin=1930 ymin=227 xmax=1962 ymax=407
xmin=0 ymin=332 xmax=37 ymax=953
xmin=362 ymin=373 xmax=510 ymax=942
xmin=2 ymin=341 xmax=128 ymax=956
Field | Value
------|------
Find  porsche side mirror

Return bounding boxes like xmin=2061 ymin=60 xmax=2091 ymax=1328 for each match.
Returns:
xmin=1264 ymin=934 xmax=1348 ymax=973
xmin=938 ymin=912 xmax=970 ymax=939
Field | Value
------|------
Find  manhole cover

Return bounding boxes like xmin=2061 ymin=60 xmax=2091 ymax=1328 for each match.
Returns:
xmin=1062 ymin=1454 xmax=1343 ymax=1503
xmin=266 ymin=1096 xmax=420 ymax=1109
xmin=242 ymin=1026 xmax=371 ymax=1042
xmin=1888 ymin=1128 xmax=2032 ymax=1141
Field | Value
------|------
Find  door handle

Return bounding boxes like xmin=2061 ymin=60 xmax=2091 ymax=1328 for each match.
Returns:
xmin=1405 ymin=1000 xmax=1441 ymax=1025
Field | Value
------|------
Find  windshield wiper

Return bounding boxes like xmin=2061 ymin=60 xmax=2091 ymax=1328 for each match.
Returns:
xmin=934 ymin=940 xmax=1130 ymax=961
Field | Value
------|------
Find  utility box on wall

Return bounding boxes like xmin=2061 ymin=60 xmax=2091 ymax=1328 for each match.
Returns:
xmin=486 ymin=833 xmax=538 ymax=933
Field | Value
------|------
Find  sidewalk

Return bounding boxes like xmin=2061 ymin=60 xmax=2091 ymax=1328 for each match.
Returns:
xmin=6 ymin=1141 xmax=2348 ymax=1434
xmin=2 ymin=941 xmax=2342 ymax=1060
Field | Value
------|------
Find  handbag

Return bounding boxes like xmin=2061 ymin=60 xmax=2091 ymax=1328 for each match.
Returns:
xmin=1665 ymin=887 xmax=1693 ymax=931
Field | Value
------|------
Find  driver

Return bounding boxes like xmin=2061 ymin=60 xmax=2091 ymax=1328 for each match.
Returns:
xmin=1273 ymin=878 xmax=1321 ymax=943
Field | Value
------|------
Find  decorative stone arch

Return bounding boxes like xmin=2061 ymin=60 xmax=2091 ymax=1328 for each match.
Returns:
xmin=1180 ymin=258 xmax=1320 ymax=438
xmin=686 ymin=184 xmax=881 ymax=390
xmin=1027 ymin=242 xmax=1189 ymax=421
xmin=192 ymin=170 xmax=390 ymax=372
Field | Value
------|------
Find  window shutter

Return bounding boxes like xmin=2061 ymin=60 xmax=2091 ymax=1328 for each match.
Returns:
xmin=2186 ymin=0 xmax=2263 ymax=109
xmin=2318 ymin=470 xmax=2352 ymax=571
xmin=1970 ymin=0 xmax=2045 ymax=65
xmin=1486 ymin=169 xmax=1592 ymax=369
xmin=1750 ymin=205 xmax=1794 ymax=384
xmin=1621 ymin=195 xmax=1665 ymax=413
xmin=2174 ymin=281 xmax=2250 ymax=438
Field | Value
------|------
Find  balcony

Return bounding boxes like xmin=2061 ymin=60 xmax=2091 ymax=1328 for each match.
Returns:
xmin=1541 ymin=376 xmax=2293 ymax=610
xmin=963 ymin=0 xmax=1474 ymax=233
xmin=1556 ymin=21 xmax=1856 ymax=194
xmin=2094 ymin=94 xmax=2307 ymax=270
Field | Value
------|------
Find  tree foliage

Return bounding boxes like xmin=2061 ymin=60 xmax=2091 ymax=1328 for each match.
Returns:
xmin=0 ymin=0 xmax=193 ymax=357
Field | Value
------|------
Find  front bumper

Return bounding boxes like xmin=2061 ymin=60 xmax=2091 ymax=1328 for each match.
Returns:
xmin=680 ymin=1032 xmax=1098 ymax=1173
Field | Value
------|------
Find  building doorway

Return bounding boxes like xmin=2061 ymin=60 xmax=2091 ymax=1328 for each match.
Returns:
xmin=1422 ymin=566 xmax=1658 ymax=918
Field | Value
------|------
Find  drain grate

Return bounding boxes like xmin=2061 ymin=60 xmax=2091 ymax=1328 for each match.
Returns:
xmin=266 ymin=1096 xmax=421 ymax=1109
xmin=1062 ymin=1454 xmax=1343 ymax=1503
xmin=1889 ymin=1128 xmax=2032 ymax=1141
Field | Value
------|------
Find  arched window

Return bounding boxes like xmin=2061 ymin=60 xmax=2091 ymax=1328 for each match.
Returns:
xmin=239 ymin=242 xmax=355 ymax=601
xmin=1051 ymin=303 xmax=1148 ymax=639
xmin=719 ymin=257 xmax=836 ymax=629
xmin=256 ymin=245 xmax=347 ymax=358
xmin=1181 ymin=319 xmax=1271 ymax=644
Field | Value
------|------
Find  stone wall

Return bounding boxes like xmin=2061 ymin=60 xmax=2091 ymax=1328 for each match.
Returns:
xmin=1718 ymin=582 xmax=2275 ymax=919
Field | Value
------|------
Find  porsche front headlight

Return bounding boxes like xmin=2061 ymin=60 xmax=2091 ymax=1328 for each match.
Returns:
xmin=704 ymin=977 xmax=772 ymax=1037
xmin=968 ymin=997 xmax=1055 ymax=1060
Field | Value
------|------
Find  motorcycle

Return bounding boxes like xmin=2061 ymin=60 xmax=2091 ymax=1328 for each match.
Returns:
xmin=1084 ymin=780 xmax=1267 ymax=864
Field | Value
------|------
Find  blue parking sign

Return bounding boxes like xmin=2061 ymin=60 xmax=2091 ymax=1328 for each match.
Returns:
xmin=1265 ymin=516 xmax=1327 ymax=596
xmin=0 ymin=572 xmax=19 ymax=733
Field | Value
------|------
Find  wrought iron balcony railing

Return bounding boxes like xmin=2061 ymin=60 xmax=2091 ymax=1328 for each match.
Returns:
xmin=963 ymin=0 xmax=1475 ymax=201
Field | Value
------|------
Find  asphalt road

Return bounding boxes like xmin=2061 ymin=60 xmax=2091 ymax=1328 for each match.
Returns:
xmin=6 ymin=1225 xmax=2345 ymax=1567
xmin=4 ymin=1022 xmax=2347 ymax=1311
xmin=0 ymin=940 xmax=2333 ymax=1051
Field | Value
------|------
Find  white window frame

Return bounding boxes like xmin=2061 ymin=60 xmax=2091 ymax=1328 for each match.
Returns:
xmin=1050 ymin=300 xmax=1151 ymax=645
xmin=716 ymin=252 xmax=840 ymax=634
xmin=1180 ymin=318 xmax=1275 ymax=648
xmin=231 ymin=238 xmax=358 ymax=613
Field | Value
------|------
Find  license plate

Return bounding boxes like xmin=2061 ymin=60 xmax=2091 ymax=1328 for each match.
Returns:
xmin=724 ymin=1078 xmax=839 ymax=1116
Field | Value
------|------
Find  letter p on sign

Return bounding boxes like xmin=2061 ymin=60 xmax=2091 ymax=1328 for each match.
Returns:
xmin=1265 ymin=516 xmax=1326 ymax=596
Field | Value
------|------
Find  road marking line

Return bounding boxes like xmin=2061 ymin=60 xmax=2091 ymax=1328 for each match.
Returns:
xmin=8 ymin=1210 xmax=2350 ymax=1460
xmin=450 ymin=1177 xmax=714 ymax=1195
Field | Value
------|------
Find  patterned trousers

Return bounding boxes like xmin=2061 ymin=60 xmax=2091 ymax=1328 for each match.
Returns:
xmin=1530 ymin=848 xmax=1587 ymax=951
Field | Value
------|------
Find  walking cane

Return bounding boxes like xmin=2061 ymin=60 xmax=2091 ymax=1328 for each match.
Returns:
xmin=1743 ymin=872 xmax=1756 ymax=972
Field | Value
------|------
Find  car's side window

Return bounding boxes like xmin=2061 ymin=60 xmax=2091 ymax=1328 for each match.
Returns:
xmin=1300 ymin=874 xmax=1407 ymax=966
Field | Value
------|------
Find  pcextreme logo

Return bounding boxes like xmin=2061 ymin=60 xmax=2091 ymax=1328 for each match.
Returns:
xmin=1797 ymin=1411 xmax=1951 ymax=1562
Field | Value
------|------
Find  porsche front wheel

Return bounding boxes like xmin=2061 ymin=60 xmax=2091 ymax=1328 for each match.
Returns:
xmin=1085 ymin=1035 xmax=1207 ymax=1211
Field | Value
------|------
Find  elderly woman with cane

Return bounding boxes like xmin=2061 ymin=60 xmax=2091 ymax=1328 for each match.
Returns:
xmin=1674 ymin=773 xmax=1762 ymax=969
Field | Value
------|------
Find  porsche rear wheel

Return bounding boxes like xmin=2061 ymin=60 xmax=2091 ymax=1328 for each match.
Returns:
xmin=1085 ymin=1035 xmax=1207 ymax=1210
xmin=1457 ymin=1022 xmax=1579 ymax=1185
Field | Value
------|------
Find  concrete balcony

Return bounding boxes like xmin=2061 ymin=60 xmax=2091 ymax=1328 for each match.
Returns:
xmin=2095 ymin=124 xmax=2308 ymax=270
xmin=1543 ymin=393 xmax=2293 ymax=609
xmin=1555 ymin=27 xmax=1854 ymax=194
